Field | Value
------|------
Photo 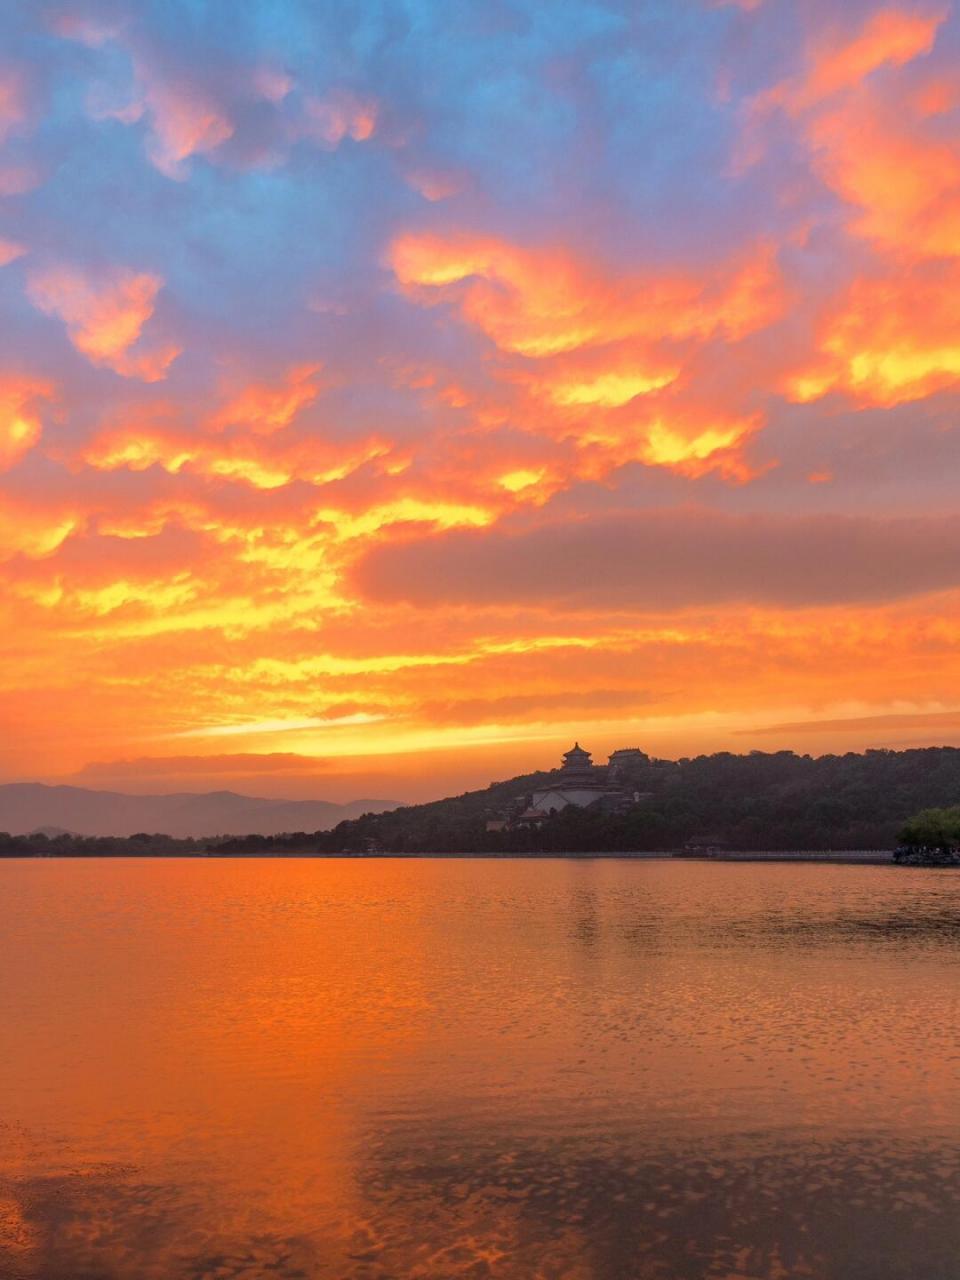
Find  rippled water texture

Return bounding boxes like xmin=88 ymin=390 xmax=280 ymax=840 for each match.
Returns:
xmin=3 ymin=858 xmax=960 ymax=1279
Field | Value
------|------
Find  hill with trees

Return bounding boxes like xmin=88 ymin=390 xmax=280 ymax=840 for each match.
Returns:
xmin=301 ymin=746 xmax=960 ymax=855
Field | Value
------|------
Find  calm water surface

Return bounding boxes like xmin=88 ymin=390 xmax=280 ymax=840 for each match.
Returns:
xmin=2 ymin=857 xmax=960 ymax=1279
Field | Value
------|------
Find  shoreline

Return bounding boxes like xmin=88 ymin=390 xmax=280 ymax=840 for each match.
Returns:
xmin=1 ymin=849 xmax=897 ymax=863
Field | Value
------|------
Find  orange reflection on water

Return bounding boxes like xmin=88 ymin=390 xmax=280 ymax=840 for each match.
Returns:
xmin=2 ymin=857 xmax=960 ymax=1279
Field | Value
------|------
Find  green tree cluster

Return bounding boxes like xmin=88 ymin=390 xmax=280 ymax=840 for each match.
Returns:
xmin=896 ymin=806 xmax=960 ymax=864
xmin=0 ymin=831 xmax=206 ymax=857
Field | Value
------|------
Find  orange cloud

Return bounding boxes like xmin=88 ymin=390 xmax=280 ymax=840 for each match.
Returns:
xmin=806 ymin=85 xmax=960 ymax=258
xmin=520 ymin=356 xmax=681 ymax=408
xmin=389 ymin=233 xmax=781 ymax=479
xmin=390 ymin=233 xmax=784 ymax=357
xmin=209 ymin=364 xmax=322 ymax=434
xmin=83 ymin=426 xmax=295 ymax=490
xmin=747 ymin=7 xmax=956 ymax=260
xmin=770 ymin=7 xmax=946 ymax=113
xmin=0 ymin=493 xmax=77 ymax=559
xmin=787 ymin=263 xmax=960 ymax=405
xmin=0 ymin=375 xmax=53 ymax=471
xmin=639 ymin=412 xmax=759 ymax=478
xmin=82 ymin=419 xmax=392 ymax=492
xmin=26 ymin=265 xmax=180 ymax=380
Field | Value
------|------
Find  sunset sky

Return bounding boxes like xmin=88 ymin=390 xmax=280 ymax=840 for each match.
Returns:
xmin=4 ymin=0 xmax=960 ymax=802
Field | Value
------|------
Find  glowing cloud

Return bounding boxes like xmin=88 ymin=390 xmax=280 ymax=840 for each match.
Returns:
xmin=641 ymin=416 xmax=756 ymax=474
xmin=788 ymin=265 xmax=960 ymax=405
xmin=82 ymin=419 xmax=392 ymax=492
xmin=0 ymin=375 xmax=52 ymax=471
xmin=542 ymin=369 xmax=680 ymax=408
xmin=394 ymin=234 xmax=785 ymax=365
xmin=391 ymin=234 xmax=784 ymax=357
xmin=171 ymin=712 xmax=386 ymax=738
xmin=390 ymin=233 xmax=780 ymax=476
xmin=0 ymin=494 xmax=76 ymax=559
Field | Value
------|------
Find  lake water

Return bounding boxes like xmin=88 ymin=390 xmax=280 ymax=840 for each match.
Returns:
xmin=2 ymin=858 xmax=960 ymax=1280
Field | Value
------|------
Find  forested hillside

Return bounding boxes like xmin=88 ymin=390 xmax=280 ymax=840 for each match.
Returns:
xmin=298 ymin=747 xmax=960 ymax=854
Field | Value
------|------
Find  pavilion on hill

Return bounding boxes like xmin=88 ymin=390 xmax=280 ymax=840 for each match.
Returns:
xmin=558 ymin=742 xmax=596 ymax=782
xmin=516 ymin=743 xmax=620 ymax=821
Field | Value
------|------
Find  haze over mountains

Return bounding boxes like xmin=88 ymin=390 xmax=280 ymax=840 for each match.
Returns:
xmin=0 ymin=784 xmax=399 ymax=838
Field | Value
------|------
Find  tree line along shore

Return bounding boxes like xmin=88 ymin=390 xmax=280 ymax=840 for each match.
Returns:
xmin=3 ymin=747 xmax=960 ymax=863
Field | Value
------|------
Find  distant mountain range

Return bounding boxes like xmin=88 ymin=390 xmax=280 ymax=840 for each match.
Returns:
xmin=0 ymin=784 xmax=399 ymax=838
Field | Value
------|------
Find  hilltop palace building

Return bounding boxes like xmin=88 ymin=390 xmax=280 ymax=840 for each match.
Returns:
xmin=514 ymin=743 xmax=653 ymax=824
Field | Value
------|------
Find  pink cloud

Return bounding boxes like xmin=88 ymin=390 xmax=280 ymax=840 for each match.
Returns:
xmin=85 ymin=80 xmax=145 ymax=126
xmin=47 ymin=9 xmax=127 ymax=48
xmin=142 ymin=77 xmax=234 ymax=179
xmin=54 ymin=19 xmax=234 ymax=178
xmin=0 ymin=66 xmax=28 ymax=142
xmin=55 ymin=15 xmax=379 ymax=175
xmin=26 ymin=264 xmax=180 ymax=381
xmin=404 ymin=168 xmax=465 ymax=201
xmin=0 ymin=238 xmax=25 ymax=266
xmin=252 ymin=66 xmax=293 ymax=104
xmin=0 ymin=163 xmax=41 ymax=196
xmin=302 ymin=90 xmax=377 ymax=146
